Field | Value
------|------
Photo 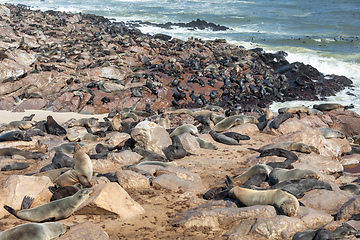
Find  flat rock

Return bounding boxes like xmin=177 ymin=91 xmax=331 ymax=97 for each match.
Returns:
xmin=107 ymin=150 xmax=142 ymax=165
xmin=152 ymin=174 xmax=206 ymax=194
xmin=58 ymin=222 xmax=109 ymax=240
xmin=292 ymin=154 xmax=343 ymax=176
xmin=76 ymin=182 xmax=145 ymax=218
xmin=340 ymin=154 xmax=360 ymax=167
xmin=226 ymin=123 xmax=259 ymax=136
xmin=300 ymin=189 xmax=352 ymax=215
xmin=105 ymin=132 xmax=131 ymax=147
xmin=115 ymin=170 xmax=150 ymax=191
xmin=131 ymin=120 xmax=171 ymax=155
xmin=247 ymin=215 xmax=306 ymax=240
xmin=296 ymin=206 xmax=334 ymax=229
xmin=173 ymin=204 xmax=276 ymax=230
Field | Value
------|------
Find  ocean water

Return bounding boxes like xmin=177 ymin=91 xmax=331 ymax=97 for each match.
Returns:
xmin=1 ymin=0 xmax=360 ymax=112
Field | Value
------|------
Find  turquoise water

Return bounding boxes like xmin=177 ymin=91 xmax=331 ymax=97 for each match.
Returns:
xmin=1 ymin=0 xmax=360 ymax=111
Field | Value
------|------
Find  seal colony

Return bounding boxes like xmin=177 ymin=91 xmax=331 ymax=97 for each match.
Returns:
xmin=0 ymin=3 xmax=360 ymax=240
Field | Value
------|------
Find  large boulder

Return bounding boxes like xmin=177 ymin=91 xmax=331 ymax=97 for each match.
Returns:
xmin=0 ymin=175 xmax=52 ymax=218
xmin=115 ymin=170 xmax=150 ymax=191
xmin=75 ymin=182 xmax=145 ymax=218
xmin=131 ymin=120 xmax=171 ymax=155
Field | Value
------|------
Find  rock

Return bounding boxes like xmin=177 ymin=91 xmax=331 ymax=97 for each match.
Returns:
xmin=300 ymin=189 xmax=352 ymax=215
xmin=107 ymin=150 xmax=142 ymax=165
xmin=319 ymin=137 xmax=351 ymax=160
xmin=226 ymin=123 xmax=259 ymax=136
xmin=58 ymin=222 xmax=109 ymax=240
xmin=327 ymin=109 xmax=360 ymax=137
xmin=14 ymin=98 xmax=48 ymax=111
xmin=0 ymin=175 xmax=52 ymax=218
xmin=178 ymin=132 xmax=200 ymax=152
xmin=247 ymin=215 xmax=306 ymax=240
xmin=156 ymin=166 xmax=203 ymax=183
xmin=152 ymin=174 xmax=206 ymax=194
xmin=105 ymin=132 xmax=131 ymax=146
xmin=131 ymin=120 xmax=171 ymax=155
xmin=292 ymin=154 xmax=343 ymax=176
xmin=340 ymin=154 xmax=360 ymax=167
xmin=0 ymin=4 xmax=10 ymax=17
xmin=296 ymin=206 xmax=333 ymax=229
xmin=115 ymin=170 xmax=150 ymax=191
xmin=76 ymin=182 xmax=145 ymax=218
xmin=336 ymin=195 xmax=360 ymax=221
xmin=90 ymin=176 xmax=110 ymax=186
xmin=173 ymin=204 xmax=276 ymax=230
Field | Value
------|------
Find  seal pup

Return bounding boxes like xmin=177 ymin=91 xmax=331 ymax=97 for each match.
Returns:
xmin=209 ymin=130 xmax=243 ymax=145
xmin=169 ymin=124 xmax=198 ymax=137
xmin=0 ymin=222 xmax=70 ymax=240
xmin=0 ymin=131 xmax=32 ymax=142
xmin=269 ymin=168 xmax=319 ymax=185
xmin=225 ymin=176 xmax=299 ymax=217
xmin=21 ymin=113 xmax=35 ymax=121
xmin=3 ymin=188 xmax=93 ymax=222
xmin=213 ymin=115 xmax=259 ymax=132
xmin=249 ymin=148 xmax=298 ymax=169
xmin=45 ymin=116 xmax=67 ymax=136
xmin=53 ymin=144 xmax=92 ymax=188
xmin=163 ymin=135 xmax=194 ymax=161
xmin=1 ymin=162 xmax=29 ymax=171
xmin=50 ymin=183 xmax=82 ymax=201
xmin=259 ymin=142 xmax=312 ymax=154
xmin=319 ymin=128 xmax=346 ymax=139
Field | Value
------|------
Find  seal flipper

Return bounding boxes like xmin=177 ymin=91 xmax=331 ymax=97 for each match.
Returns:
xmin=39 ymin=217 xmax=56 ymax=223
xmin=21 ymin=195 xmax=34 ymax=210
xmin=78 ymin=175 xmax=92 ymax=188
xmin=3 ymin=205 xmax=19 ymax=218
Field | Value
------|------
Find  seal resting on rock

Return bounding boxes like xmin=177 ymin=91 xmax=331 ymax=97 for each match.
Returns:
xmin=3 ymin=188 xmax=93 ymax=222
xmin=269 ymin=168 xmax=319 ymax=184
xmin=213 ymin=115 xmax=258 ymax=132
xmin=0 ymin=222 xmax=70 ymax=240
xmin=259 ymin=142 xmax=312 ymax=154
xmin=222 ymin=176 xmax=299 ymax=217
xmin=169 ymin=124 xmax=198 ymax=137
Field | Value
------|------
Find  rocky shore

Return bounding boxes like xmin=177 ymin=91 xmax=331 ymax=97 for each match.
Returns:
xmin=0 ymin=4 xmax=353 ymax=114
xmin=2 ymin=3 xmax=360 ymax=240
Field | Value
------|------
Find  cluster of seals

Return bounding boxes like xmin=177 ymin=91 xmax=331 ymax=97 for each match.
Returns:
xmin=3 ymin=188 xmax=93 ymax=222
xmin=0 ymin=222 xmax=70 ymax=240
xmin=224 ymin=176 xmax=299 ymax=217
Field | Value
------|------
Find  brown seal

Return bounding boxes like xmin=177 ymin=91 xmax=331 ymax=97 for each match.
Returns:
xmin=45 ymin=116 xmax=67 ymax=136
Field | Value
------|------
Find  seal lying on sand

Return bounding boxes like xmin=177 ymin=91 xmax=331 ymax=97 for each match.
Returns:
xmin=0 ymin=222 xmax=70 ymax=240
xmin=3 ymin=188 xmax=92 ymax=222
xmin=209 ymin=130 xmax=243 ymax=145
xmin=213 ymin=115 xmax=258 ymax=132
xmin=0 ymin=131 xmax=32 ymax=142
